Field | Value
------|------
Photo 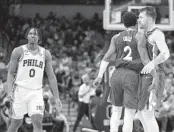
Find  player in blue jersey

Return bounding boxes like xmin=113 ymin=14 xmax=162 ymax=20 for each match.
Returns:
xmin=94 ymin=12 xmax=144 ymax=132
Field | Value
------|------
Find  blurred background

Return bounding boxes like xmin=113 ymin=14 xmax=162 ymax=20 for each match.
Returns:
xmin=0 ymin=0 xmax=174 ymax=132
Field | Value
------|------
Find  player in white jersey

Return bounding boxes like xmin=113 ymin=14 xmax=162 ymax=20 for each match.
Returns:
xmin=7 ymin=27 xmax=62 ymax=132
xmin=137 ymin=6 xmax=170 ymax=132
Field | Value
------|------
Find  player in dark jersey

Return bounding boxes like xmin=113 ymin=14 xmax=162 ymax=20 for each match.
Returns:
xmin=93 ymin=12 xmax=145 ymax=132
xmin=137 ymin=6 xmax=170 ymax=132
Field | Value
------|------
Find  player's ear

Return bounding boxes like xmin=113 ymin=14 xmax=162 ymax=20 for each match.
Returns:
xmin=148 ymin=17 xmax=153 ymax=23
xmin=147 ymin=18 xmax=150 ymax=23
xmin=38 ymin=39 xmax=42 ymax=45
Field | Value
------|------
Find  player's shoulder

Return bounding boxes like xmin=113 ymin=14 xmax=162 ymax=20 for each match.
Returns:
xmin=45 ymin=49 xmax=51 ymax=56
xmin=14 ymin=45 xmax=23 ymax=51
xmin=151 ymin=28 xmax=165 ymax=42
xmin=39 ymin=45 xmax=46 ymax=50
xmin=112 ymin=33 xmax=120 ymax=39
xmin=153 ymin=28 xmax=164 ymax=37
xmin=12 ymin=45 xmax=23 ymax=57
xmin=111 ymin=33 xmax=120 ymax=42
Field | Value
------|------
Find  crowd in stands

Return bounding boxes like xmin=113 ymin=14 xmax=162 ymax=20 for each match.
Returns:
xmin=0 ymin=10 xmax=174 ymax=132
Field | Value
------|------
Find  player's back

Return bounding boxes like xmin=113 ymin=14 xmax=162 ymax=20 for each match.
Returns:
xmin=114 ymin=29 xmax=143 ymax=72
xmin=14 ymin=45 xmax=45 ymax=89
xmin=110 ymin=29 xmax=141 ymax=110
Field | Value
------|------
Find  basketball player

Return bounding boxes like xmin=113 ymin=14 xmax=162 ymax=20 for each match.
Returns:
xmin=136 ymin=6 xmax=170 ymax=132
xmin=7 ymin=27 xmax=62 ymax=132
xmin=93 ymin=12 xmax=146 ymax=132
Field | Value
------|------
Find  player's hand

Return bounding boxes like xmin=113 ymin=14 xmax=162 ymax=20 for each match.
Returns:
xmin=148 ymin=78 xmax=157 ymax=92
xmin=148 ymin=83 xmax=156 ymax=92
xmin=141 ymin=61 xmax=155 ymax=74
xmin=6 ymin=93 xmax=14 ymax=117
xmin=7 ymin=93 xmax=14 ymax=102
xmin=148 ymin=70 xmax=158 ymax=92
xmin=149 ymin=90 xmax=157 ymax=110
xmin=93 ymin=77 xmax=102 ymax=88
xmin=55 ymin=98 xmax=62 ymax=112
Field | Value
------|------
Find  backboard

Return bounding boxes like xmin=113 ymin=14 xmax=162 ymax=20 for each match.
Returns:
xmin=103 ymin=0 xmax=174 ymax=31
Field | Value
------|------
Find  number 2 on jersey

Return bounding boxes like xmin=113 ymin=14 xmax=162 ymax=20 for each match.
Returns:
xmin=123 ymin=46 xmax=132 ymax=61
xmin=29 ymin=69 xmax=35 ymax=77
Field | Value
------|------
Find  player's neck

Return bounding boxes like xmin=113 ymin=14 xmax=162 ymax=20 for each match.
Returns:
xmin=27 ymin=43 xmax=39 ymax=51
xmin=127 ymin=26 xmax=135 ymax=30
xmin=146 ymin=23 xmax=156 ymax=32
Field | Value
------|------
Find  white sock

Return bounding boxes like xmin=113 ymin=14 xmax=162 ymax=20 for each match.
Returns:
xmin=110 ymin=106 xmax=122 ymax=132
xmin=122 ymin=107 xmax=136 ymax=132
xmin=137 ymin=111 xmax=148 ymax=132
xmin=140 ymin=109 xmax=159 ymax=132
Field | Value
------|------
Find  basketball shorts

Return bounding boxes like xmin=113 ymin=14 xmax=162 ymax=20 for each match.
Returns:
xmin=109 ymin=68 xmax=139 ymax=109
xmin=138 ymin=70 xmax=165 ymax=111
xmin=11 ymin=85 xmax=44 ymax=119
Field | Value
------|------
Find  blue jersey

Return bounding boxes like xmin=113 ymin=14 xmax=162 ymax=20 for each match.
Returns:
xmin=113 ymin=29 xmax=143 ymax=72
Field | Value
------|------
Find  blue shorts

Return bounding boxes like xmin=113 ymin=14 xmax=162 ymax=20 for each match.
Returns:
xmin=138 ymin=70 xmax=165 ymax=110
xmin=109 ymin=68 xmax=139 ymax=109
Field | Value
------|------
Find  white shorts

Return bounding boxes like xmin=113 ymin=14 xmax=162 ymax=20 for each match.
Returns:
xmin=11 ymin=86 xmax=44 ymax=119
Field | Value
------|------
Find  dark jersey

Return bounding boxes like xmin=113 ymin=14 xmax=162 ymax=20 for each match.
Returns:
xmin=146 ymin=28 xmax=164 ymax=71
xmin=113 ymin=29 xmax=143 ymax=72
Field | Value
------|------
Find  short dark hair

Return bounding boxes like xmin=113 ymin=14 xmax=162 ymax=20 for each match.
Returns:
xmin=139 ymin=6 xmax=157 ymax=21
xmin=25 ymin=27 xmax=42 ymax=44
xmin=122 ymin=11 xmax=137 ymax=28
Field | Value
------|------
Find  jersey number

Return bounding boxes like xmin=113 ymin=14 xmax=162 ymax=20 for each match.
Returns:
xmin=123 ymin=46 xmax=132 ymax=61
xmin=29 ymin=69 xmax=35 ymax=77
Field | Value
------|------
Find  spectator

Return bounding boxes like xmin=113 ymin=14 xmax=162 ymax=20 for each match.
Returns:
xmin=89 ymin=88 xmax=103 ymax=130
xmin=0 ymin=78 xmax=8 ymax=132
xmin=18 ymin=114 xmax=33 ymax=132
xmin=0 ymin=52 xmax=5 ymax=69
xmin=69 ymin=72 xmax=82 ymax=105
xmin=51 ymin=108 xmax=69 ymax=132
xmin=156 ymin=73 xmax=174 ymax=132
xmin=47 ymin=97 xmax=69 ymax=132
xmin=73 ymin=74 xmax=95 ymax=132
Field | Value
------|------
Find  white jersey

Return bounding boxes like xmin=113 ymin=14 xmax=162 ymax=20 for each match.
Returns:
xmin=14 ymin=45 xmax=45 ymax=89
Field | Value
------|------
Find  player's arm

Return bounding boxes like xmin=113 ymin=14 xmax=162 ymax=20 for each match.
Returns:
xmin=151 ymin=30 xmax=170 ymax=65
xmin=45 ymin=50 xmax=60 ymax=100
xmin=97 ymin=34 xmax=118 ymax=78
xmin=61 ymin=114 xmax=69 ymax=132
xmin=7 ymin=47 xmax=21 ymax=98
xmin=136 ymin=31 xmax=151 ymax=65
